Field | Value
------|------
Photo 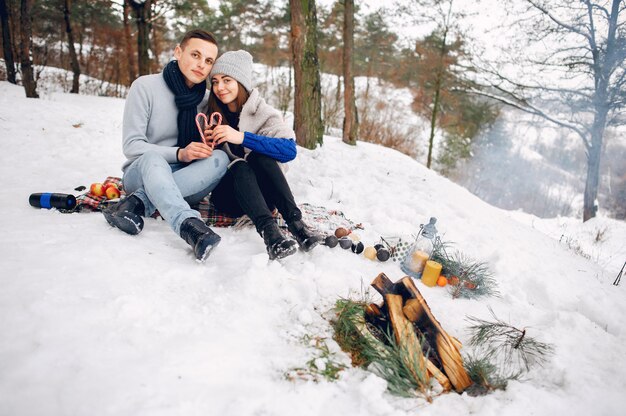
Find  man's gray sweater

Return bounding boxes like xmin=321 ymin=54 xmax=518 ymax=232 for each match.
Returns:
xmin=121 ymin=73 xmax=209 ymax=172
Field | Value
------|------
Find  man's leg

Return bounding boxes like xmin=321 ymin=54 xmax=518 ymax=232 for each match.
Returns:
xmin=172 ymin=149 xmax=229 ymax=206
xmin=122 ymin=151 xmax=223 ymax=234
xmin=120 ymin=151 xmax=225 ymax=261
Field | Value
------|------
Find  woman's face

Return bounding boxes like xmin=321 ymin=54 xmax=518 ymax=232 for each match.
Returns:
xmin=211 ymin=74 xmax=239 ymax=111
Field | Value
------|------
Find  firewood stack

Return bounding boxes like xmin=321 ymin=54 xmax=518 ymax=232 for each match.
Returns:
xmin=367 ymin=273 xmax=472 ymax=393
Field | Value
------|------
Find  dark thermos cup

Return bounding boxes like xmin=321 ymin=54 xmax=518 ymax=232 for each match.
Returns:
xmin=29 ymin=193 xmax=77 ymax=210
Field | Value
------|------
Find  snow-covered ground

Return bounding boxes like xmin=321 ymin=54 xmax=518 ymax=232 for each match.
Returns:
xmin=1 ymin=80 xmax=625 ymax=416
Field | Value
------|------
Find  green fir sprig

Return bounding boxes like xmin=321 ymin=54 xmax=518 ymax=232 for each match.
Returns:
xmin=463 ymin=353 xmax=522 ymax=396
xmin=332 ymin=298 xmax=430 ymax=399
xmin=466 ymin=307 xmax=554 ymax=372
xmin=431 ymin=241 xmax=499 ymax=299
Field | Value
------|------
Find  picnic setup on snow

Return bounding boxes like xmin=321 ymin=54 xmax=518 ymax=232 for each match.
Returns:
xmin=28 ymin=180 xmax=555 ymax=401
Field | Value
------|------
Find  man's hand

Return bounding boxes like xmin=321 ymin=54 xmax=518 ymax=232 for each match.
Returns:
xmin=207 ymin=125 xmax=244 ymax=146
xmin=178 ymin=142 xmax=214 ymax=163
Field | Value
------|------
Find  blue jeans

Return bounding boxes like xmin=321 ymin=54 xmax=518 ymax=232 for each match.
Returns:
xmin=122 ymin=150 xmax=229 ymax=235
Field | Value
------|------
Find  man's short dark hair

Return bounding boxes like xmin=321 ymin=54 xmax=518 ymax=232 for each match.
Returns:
xmin=179 ymin=29 xmax=218 ymax=49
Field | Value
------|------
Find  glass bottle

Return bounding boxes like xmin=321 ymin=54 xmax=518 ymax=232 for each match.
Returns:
xmin=401 ymin=217 xmax=438 ymax=278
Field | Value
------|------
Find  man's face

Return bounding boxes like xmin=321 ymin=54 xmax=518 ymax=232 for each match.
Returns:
xmin=174 ymin=38 xmax=218 ymax=88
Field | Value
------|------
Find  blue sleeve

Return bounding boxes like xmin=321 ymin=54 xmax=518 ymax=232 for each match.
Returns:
xmin=243 ymin=132 xmax=297 ymax=163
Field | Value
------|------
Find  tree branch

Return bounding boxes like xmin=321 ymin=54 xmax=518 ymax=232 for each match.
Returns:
xmin=468 ymin=87 xmax=591 ymax=150
xmin=526 ymin=0 xmax=593 ymax=43
xmin=475 ymin=62 xmax=594 ymax=99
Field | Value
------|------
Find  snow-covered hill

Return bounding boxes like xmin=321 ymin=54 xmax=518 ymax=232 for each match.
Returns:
xmin=0 ymin=81 xmax=625 ymax=416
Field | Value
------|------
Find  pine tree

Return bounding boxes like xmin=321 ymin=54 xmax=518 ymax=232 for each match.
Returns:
xmin=290 ymin=0 xmax=324 ymax=149
xmin=342 ymin=0 xmax=358 ymax=145
xmin=128 ymin=0 xmax=152 ymax=76
xmin=0 ymin=0 xmax=17 ymax=84
xmin=62 ymin=0 xmax=80 ymax=93
xmin=19 ymin=0 xmax=37 ymax=97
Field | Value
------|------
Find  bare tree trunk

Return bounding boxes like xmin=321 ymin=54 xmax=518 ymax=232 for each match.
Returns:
xmin=130 ymin=0 xmax=152 ymax=76
xmin=123 ymin=0 xmax=136 ymax=84
xmin=582 ymin=0 xmax=620 ymax=222
xmin=583 ymin=76 xmax=610 ymax=222
xmin=63 ymin=0 xmax=80 ymax=94
xmin=342 ymin=0 xmax=358 ymax=145
xmin=426 ymin=79 xmax=441 ymax=169
xmin=78 ymin=30 xmax=84 ymax=66
xmin=151 ymin=14 xmax=160 ymax=73
xmin=290 ymin=0 xmax=323 ymax=149
xmin=0 ymin=0 xmax=17 ymax=84
xmin=426 ymin=1 xmax=453 ymax=169
xmin=19 ymin=0 xmax=37 ymax=98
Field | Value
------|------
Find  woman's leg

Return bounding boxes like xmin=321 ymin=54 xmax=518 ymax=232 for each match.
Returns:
xmin=210 ymin=160 xmax=297 ymax=259
xmin=209 ymin=169 xmax=244 ymax=217
xmin=245 ymin=152 xmax=302 ymax=222
xmin=227 ymin=160 xmax=276 ymax=232
xmin=245 ymin=153 xmax=323 ymax=251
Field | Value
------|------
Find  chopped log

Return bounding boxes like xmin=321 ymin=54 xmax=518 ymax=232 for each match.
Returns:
xmin=451 ymin=336 xmax=462 ymax=351
xmin=365 ymin=303 xmax=382 ymax=318
xmin=385 ymin=293 xmax=430 ymax=393
xmin=400 ymin=277 xmax=472 ymax=392
xmin=358 ymin=307 xmax=448 ymax=391
xmin=426 ymin=359 xmax=452 ymax=392
xmin=371 ymin=272 xmax=395 ymax=296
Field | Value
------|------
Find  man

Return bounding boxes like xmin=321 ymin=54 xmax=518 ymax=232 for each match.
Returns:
xmin=104 ymin=29 xmax=229 ymax=262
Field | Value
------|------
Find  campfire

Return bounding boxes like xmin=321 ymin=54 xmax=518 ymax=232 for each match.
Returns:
xmin=341 ymin=273 xmax=473 ymax=396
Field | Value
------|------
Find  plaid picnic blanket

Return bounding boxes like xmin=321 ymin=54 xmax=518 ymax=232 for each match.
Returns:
xmin=75 ymin=176 xmax=125 ymax=211
xmin=75 ymin=177 xmax=361 ymax=232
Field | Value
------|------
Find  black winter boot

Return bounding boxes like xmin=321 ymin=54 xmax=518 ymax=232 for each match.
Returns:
xmin=288 ymin=219 xmax=324 ymax=252
xmin=261 ymin=222 xmax=297 ymax=260
xmin=179 ymin=217 xmax=221 ymax=261
xmin=103 ymin=194 xmax=145 ymax=235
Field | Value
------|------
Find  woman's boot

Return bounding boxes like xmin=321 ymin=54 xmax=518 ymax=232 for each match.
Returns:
xmin=287 ymin=219 xmax=324 ymax=252
xmin=261 ymin=222 xmax=297 ymax=260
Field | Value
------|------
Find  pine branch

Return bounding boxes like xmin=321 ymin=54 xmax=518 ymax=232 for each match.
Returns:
xmin=463 ymin=353 xmax=523 ymax=396
xmin=331 ymin=298 xmax=431 ymax=399
xmin=466 ymin=307 xmax=554 ymax=371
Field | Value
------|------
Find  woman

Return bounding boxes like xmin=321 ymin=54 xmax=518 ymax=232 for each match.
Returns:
xmin=205 ymin=50 xmax=323 ymax=260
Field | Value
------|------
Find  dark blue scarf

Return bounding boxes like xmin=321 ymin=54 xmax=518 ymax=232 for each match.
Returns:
xmin=162 ymin=60 xmax=206 ymax=149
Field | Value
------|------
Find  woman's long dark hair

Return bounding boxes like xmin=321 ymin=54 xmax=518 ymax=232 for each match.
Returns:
xmin=206 ymin=81 xmax=250 ymax=128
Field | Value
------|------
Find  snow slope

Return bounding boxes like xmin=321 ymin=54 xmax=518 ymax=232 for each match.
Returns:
xmin=1 ymin=81 xmax=625 ymax=416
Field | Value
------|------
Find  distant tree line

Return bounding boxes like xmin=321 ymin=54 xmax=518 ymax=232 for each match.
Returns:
xmin=0 ymin=0 xmax=492 ymax=165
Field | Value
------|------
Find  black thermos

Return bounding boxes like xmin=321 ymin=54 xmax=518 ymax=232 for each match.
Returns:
xmin=29 ymin=193 xmax=77 ymax=210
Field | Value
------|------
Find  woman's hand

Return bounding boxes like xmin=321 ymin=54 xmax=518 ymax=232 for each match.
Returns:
xmin=178 ymin=141 xmax=213 ymax=163
xmin=208 ymin=125 xmax=244 ymax=146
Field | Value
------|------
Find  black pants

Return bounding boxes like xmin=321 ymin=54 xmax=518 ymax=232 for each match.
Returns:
xmin=210 ymin=152 xmax=302 ymax=232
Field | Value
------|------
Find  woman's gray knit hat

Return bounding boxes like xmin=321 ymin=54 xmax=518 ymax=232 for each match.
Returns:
xmin=210 ymin=50 xmax=254 ymax=92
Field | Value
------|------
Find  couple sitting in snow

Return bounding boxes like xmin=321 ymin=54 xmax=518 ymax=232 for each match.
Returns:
xmin=103 ymin=29 xmax=323 ymax=261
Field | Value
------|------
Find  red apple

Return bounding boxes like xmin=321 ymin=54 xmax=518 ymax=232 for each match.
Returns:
xmin=90 ymin=183 xmax=105 ymax=197
xmin=105 ymin=184 xmax=121 ymax=200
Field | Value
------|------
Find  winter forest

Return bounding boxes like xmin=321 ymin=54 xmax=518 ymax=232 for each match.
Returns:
xmin=1 ymin=0 xmax=625 ymax=222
